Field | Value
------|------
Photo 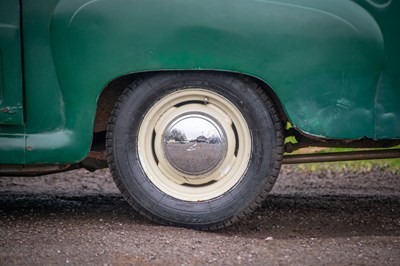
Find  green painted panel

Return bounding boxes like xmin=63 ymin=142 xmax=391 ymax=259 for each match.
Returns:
xmin=0 ymin=0 xmax=399 ymax=165
xmin=0 ymin=134 xmax=25 ymax=164
xmin=0 ymin=0 xmax=24 ymax=125
xmin=22 ymin=0 xmax=66 ymax=133
xmin=50 ymin=0 xmax=397 ymax=140
xmin=352 ymin=0 xmax=400 ymax=138
xmin=21 ymin=0 xmax=87 ymax=164
xmin=0 ymin=132 xmax=25 ymax=164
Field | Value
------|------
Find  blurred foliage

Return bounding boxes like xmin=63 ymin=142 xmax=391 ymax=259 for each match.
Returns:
xmin=284 ymin=122 xmax=400 ymax=172
xmin=287 ymin=147 xmax=400 ymax=173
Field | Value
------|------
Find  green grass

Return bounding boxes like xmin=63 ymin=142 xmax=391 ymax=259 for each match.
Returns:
xmin=290 ymin=153 xmax=400 ymax=173
xmin=322 ymin=147 xmax=399 ymax=168
xmin=288 ymin=147 xmax=400 ymax=173
xmin=283 ymin=122 xmax=400 ymax=172
xmin=294 ymin=159 xmax=400 ymax=173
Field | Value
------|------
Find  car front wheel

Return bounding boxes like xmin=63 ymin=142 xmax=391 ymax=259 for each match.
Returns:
xmin=107 ymin=72 xmax=283 ymax=230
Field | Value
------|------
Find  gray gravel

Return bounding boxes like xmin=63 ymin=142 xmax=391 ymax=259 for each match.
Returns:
xmin=0 ymin=164 xmax=399 ymax=265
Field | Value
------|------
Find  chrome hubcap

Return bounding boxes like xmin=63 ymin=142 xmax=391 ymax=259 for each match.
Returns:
xmin=163 ymin=114 xmax=227 ymax=178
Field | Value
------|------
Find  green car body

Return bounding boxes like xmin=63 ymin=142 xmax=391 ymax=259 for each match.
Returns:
xmin=1 ymin=0 xmax=400 ymax=230
xmin=0 ymin=0 xmax=399 ymax=164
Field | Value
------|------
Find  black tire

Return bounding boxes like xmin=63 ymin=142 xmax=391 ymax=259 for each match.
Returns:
xmin=106 ymin=72 xmax=283 ymax=230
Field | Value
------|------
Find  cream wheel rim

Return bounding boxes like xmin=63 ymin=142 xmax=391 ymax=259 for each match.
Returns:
xmin=137 ymin=89 xmax=251 ymax=201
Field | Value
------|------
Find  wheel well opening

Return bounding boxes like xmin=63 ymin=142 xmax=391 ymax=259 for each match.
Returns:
xmin=246 ymin=75 xmax=288 ymax=123
xmin=90 ymin=71 xmax=289 ymax=153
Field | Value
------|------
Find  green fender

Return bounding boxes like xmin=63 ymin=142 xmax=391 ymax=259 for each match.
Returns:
xmin=2 ymin=0 xmax=399 ymax=164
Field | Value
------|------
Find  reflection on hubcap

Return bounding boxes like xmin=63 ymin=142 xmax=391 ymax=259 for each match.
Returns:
xmin=163 ymin=114 xmax=227 ymax=178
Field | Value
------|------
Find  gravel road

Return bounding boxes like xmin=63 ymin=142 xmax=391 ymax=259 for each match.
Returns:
xmin=0 ymin=164 xmax=399 ymax=265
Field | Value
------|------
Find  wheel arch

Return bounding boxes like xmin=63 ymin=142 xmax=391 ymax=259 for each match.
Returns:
xmin=92 ymin=70 xmax=289 ymax=141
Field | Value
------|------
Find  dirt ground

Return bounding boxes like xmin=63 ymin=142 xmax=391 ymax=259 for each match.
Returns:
xmin=0 ymin=164 xmax=399 ymax=265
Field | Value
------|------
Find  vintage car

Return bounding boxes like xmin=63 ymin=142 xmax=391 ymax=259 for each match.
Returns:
xmin=0 ymin=0 xmax=399 ymax=230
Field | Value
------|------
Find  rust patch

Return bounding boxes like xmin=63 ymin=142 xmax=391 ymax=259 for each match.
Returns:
xmin=88 ymin=151 xmax=107 ymax=161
